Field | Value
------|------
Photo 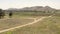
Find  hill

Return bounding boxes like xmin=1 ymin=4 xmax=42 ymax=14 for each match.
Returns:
xmin=6 ymin=6 xmax=56 ymax=12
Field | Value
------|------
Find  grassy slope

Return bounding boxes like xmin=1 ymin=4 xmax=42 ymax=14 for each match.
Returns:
xmin=1 ymin=16 xmax=60 ymax=34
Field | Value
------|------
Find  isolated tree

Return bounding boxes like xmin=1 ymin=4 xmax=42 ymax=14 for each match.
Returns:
xmin=9 ymin=11 xmax=13 ymax=18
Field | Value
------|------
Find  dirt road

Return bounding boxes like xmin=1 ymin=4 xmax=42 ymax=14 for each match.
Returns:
xmin=0 ymin=16 xmax=52 ymax=33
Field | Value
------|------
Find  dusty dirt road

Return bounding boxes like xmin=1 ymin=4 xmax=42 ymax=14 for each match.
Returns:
xmin=0 ymin=16 xmax=52 ymax=33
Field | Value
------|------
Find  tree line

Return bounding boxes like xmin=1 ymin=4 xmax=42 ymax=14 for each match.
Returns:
xmin=0 ymin=8 xmax=60 ymax=19
xmin=0 ymin=9 xmax=13 ymax=19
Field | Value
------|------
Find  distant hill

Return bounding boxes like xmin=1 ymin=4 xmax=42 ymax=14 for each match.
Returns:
xmin=6 ymin=6 xmax=57 ymax=12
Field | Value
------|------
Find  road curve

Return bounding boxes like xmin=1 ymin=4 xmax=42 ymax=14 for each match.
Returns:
xmin=0 ymin=16 xmax=51 ymax=33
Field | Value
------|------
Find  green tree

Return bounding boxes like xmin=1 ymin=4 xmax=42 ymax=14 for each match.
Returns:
xmin=0 ymin=9 xmax=5 ymax=19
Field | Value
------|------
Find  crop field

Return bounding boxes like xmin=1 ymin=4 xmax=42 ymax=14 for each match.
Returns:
xmin=1 ymin=16 xmax=60 ymax=34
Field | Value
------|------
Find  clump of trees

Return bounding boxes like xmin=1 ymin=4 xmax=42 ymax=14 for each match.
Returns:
xmin=0 ymin=9 xmax=13 ymax=19
xmin=0 ymin=9 xmax=5 ymax=19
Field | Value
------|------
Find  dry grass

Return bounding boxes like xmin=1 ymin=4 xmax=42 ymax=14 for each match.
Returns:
xmin=0 ymin=18 xmax=34 ymax=31
xmin=1 ymin=16 xmax=60 ymax=34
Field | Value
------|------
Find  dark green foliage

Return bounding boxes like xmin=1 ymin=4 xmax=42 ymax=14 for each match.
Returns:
xmin=9 ymin=11 xmax=13 ymax=18
xmin=0 ymin=9 xmax=5 ymax=19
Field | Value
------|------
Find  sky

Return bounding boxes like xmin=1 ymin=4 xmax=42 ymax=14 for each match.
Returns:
xmin=0 ymin=0 xmax=60 ymax=9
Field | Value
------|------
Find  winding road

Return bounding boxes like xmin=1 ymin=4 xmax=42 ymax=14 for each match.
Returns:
xmin=0 ymin=16 xmax=52 ymax=33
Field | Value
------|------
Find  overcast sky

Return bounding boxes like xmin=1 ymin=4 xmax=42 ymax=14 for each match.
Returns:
xmin=0 ymin=0 xmax=60 ymax=9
